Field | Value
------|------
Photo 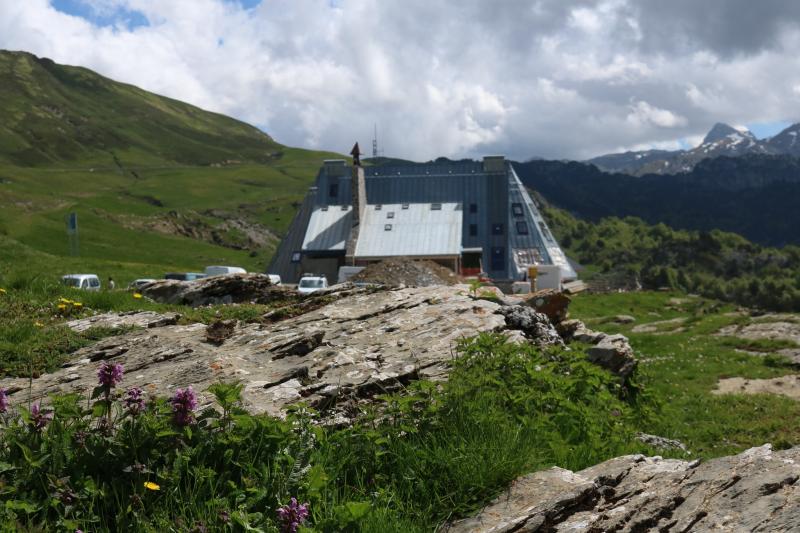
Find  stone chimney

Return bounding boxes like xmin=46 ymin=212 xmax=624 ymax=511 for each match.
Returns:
xmin=345 ymin=146 xmax=367 ymax=264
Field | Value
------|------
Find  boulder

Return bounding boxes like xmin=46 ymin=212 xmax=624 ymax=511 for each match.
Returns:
xmin=140 ymin=273 xmax=292 ymax=307
xmin=446 ymin=443 xmax=800 ymax=532
xmin=587 ymin=333 xmax=637 ymax=382
xmin=496 ymin=306 xmax=564 ymax=347
xmin=636 ymin=432 xmax=689 ymax=453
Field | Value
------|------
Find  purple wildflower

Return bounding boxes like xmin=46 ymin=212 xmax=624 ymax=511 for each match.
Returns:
xmin=30 ymin=402 xmax=53 ymax=431
xmin=0 ymin=388 xmax=9 ymax=414
xmin=170 ymin=386 xmax=198 ymax=427
xmin=97 ymin=361 xmax=124 ymax=388
xmin=123 ymin=387 xmax=146 ymax=415
xmin=277 ymin=498 xmax=309 ymax=533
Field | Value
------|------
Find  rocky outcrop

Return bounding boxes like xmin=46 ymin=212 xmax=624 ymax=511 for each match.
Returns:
xmin=446 ymin=443 xmax=800 ymax=532
xmin=559 ymin=319 xmax=637 ymax=382
xmin=522 ymin=289 xmax=571 ymax=324
xmin=1 ymin=286 xmax=506 ymax=420
xmin=140 ymin=273 xmax=290 ymax=306
xmin=497 ymin=306 xmax=564 ymax=347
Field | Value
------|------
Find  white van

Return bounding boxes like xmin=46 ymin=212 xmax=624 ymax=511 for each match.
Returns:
xmin=62 ymin=274 xmax=101 ymax=291
xmin=204 ymin=266 xmax=247 ymax=277
xmin=297 ymin=275 xmax=328 ymax=295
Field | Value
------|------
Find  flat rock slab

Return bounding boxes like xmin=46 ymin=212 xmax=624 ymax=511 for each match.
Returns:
xmin=446 ymin=444 xmax=800 ymax=532
xmin=631 ymin=317 xmax=686 ymax=334
xmin=715 ymin=375 xmax=800 ymax=400
xmin=2 ymin=286 xmax=505 ymax=418
xmin=717 ymin=321 xmax=800 ymax=344
xmin=67 ymin=311 xmax=181 ymax=332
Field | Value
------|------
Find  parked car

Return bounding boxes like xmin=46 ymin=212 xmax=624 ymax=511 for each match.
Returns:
xmin=61 ymin=274 xmax=101 ymax=291
xmin=297 ymin=275 xmax=328 ymax=295
xmin=204 ymin=266 xmax=246 ymax=277
xmin=267 ymin=274 xmax=282 ymax=286
xmin=128 ymin=278 xmax=157 ymax=290
xmin=164 ymin=272 xmax=207 ymax=281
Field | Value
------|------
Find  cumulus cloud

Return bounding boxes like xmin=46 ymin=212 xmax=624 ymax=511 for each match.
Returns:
xmin=1 ymin=0 xmax=800 ymax=160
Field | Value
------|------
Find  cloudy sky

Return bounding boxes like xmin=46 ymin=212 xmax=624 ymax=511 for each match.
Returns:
xmin=2 ymin=0 xmax=800 ymax=161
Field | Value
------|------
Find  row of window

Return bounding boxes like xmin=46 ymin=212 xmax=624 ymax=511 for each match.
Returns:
xmin=467 ymin=222 xmax=528 ymax=236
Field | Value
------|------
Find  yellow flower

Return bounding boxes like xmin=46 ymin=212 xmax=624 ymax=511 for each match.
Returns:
xmin=57 ymin=304 xmax=67 ymax=310
xmin=0 ymin=288 xmax=6 ymax=295
xmin=34 ymin=321 xmax=44 ymax=328
xmin=59 ymin=297 xmax=70 ymax=303
xmin=133 ymin=293 xmax=143 ymax=299
xmin=144 ymin=481 xmax=160 ymax=491
xmin=73 ymin=302 xmax=83 ymax=308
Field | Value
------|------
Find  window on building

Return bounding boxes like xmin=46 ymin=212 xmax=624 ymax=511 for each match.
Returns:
xmin=321 ymin=206 xmax=329 ymax=211
xmin=491 ymin=247 xmax=505 ymax=271
xmin=402 ymin=203 xmax=410 ymax=209
xmin=492 ymin=223 xmax=504 ymax=235
xmin=469 ymin=203 xmax=478 ymax=214
xmin=291 ymin=251 xmax=301 ymax=263
xmin=329 ymin=183 xmax=339 ymax=198
xmin=384 ymin=224 xmax=392 ymax=231
xmin=375 ymin=204 xmax=382 ymax=211
xmin=512 ymin=202 xmax=524 ymax=217
xmin=387 ymin=211 xmax=395 ymax=219
xmin=516 ymin=221 xmax=529 ymax=235
xmin=469 ymin=224 xmax=478 ymax=237
xmin=431 ymin=203 xmax=442 ymax=210
xmin=340 ymin=205 xmax=348 ymax=211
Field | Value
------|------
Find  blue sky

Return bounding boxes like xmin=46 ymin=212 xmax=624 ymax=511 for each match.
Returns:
xmin=50 ymin=0 xmax=263 ymax=29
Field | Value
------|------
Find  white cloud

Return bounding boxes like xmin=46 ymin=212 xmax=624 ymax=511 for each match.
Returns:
xmin=627 ymin=101 xmax=688 ymax=128
xmin=1 ymin=0 xmax=800 ymax=160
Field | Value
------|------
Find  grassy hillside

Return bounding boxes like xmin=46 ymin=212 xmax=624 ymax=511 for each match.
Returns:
xmin=0 ymin=50 xmax=342 ymax=281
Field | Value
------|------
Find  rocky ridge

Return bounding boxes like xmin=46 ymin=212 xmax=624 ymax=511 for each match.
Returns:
xmin=447 ymin=443 xmax=800 ymax=532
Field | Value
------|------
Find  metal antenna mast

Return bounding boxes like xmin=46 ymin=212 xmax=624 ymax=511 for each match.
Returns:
xmin=372 ymin=123 xmax=378 ymax=158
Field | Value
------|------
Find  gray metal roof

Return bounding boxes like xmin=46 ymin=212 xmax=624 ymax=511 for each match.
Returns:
xmin=355 ymin=203 xmax=463 ymax=258
xmin=302 ymin=206 xmax=353 ymax=251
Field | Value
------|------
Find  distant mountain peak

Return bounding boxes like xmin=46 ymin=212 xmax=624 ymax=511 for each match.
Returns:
xmin=702 ymin=123 xmax=753 ymax=145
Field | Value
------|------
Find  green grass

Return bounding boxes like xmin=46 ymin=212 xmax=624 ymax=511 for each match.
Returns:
xmin=571 ymin=290 xmax=800 ymax=458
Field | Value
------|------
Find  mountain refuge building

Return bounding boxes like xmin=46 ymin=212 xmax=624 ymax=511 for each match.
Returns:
xmin=268 ymin=155 xmax=577 ymax=288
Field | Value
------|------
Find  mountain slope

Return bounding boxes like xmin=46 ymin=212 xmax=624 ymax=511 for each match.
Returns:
xmin=0 ymin=51 xmax=341 ymax=280
xmin=0 ymin=50 xmax=280 ymax=166
xmin=514 ymin=155 xmax=800 ymax=247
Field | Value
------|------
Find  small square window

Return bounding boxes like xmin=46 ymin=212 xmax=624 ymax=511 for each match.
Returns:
xmin=512 ymin=203 xmax=524 ymax=217
xmin=341 ymin=205 xmax=348 ymax=211
xmin=469 ymin=203 xmax=478 ymax=214
xmin=431 ymin=203 xmax=442 ymax=210
xmin=492 ymin=223 xmax=504 ymax=235
xmin=321 ymin=206 xmax=329 ymax=211
xmin=384 ymin=224 xmax=392 ymax=231
xmin=375 ymin=204 xmax=382 ymax=211
xmin=291 ymin=251 xmax=301 ymax=263
xmin=469 ymin=224 xmax=478 ymax=237
xmin=401 ymin=203 xmax=410 ymax=210
xmin=387 ymin=212 xmax=395 ymax=219
xmin=516 ymin=221 xmax=529 ymax=235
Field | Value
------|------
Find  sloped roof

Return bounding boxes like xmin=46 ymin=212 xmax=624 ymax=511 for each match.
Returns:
xmin=302 ymin=206 xmax=353 ymax=251
xmin=355 ymin=203 xmax=462 ymax=258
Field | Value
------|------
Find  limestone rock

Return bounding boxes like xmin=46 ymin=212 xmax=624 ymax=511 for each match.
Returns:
xmin=446 ymin=443 xmax=800 ymax=532
xmin=587 ymin=333 xmax=637 ymax=382
xmin=613 ymin=314 xmax=636 ymax=324
xmin=1 ymin=286 xmax=506 ymax=420
xmin=496 ymin=306 xmax=564 ymax=347
xmin=66 ymin=311 xmax=181 ymax=332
